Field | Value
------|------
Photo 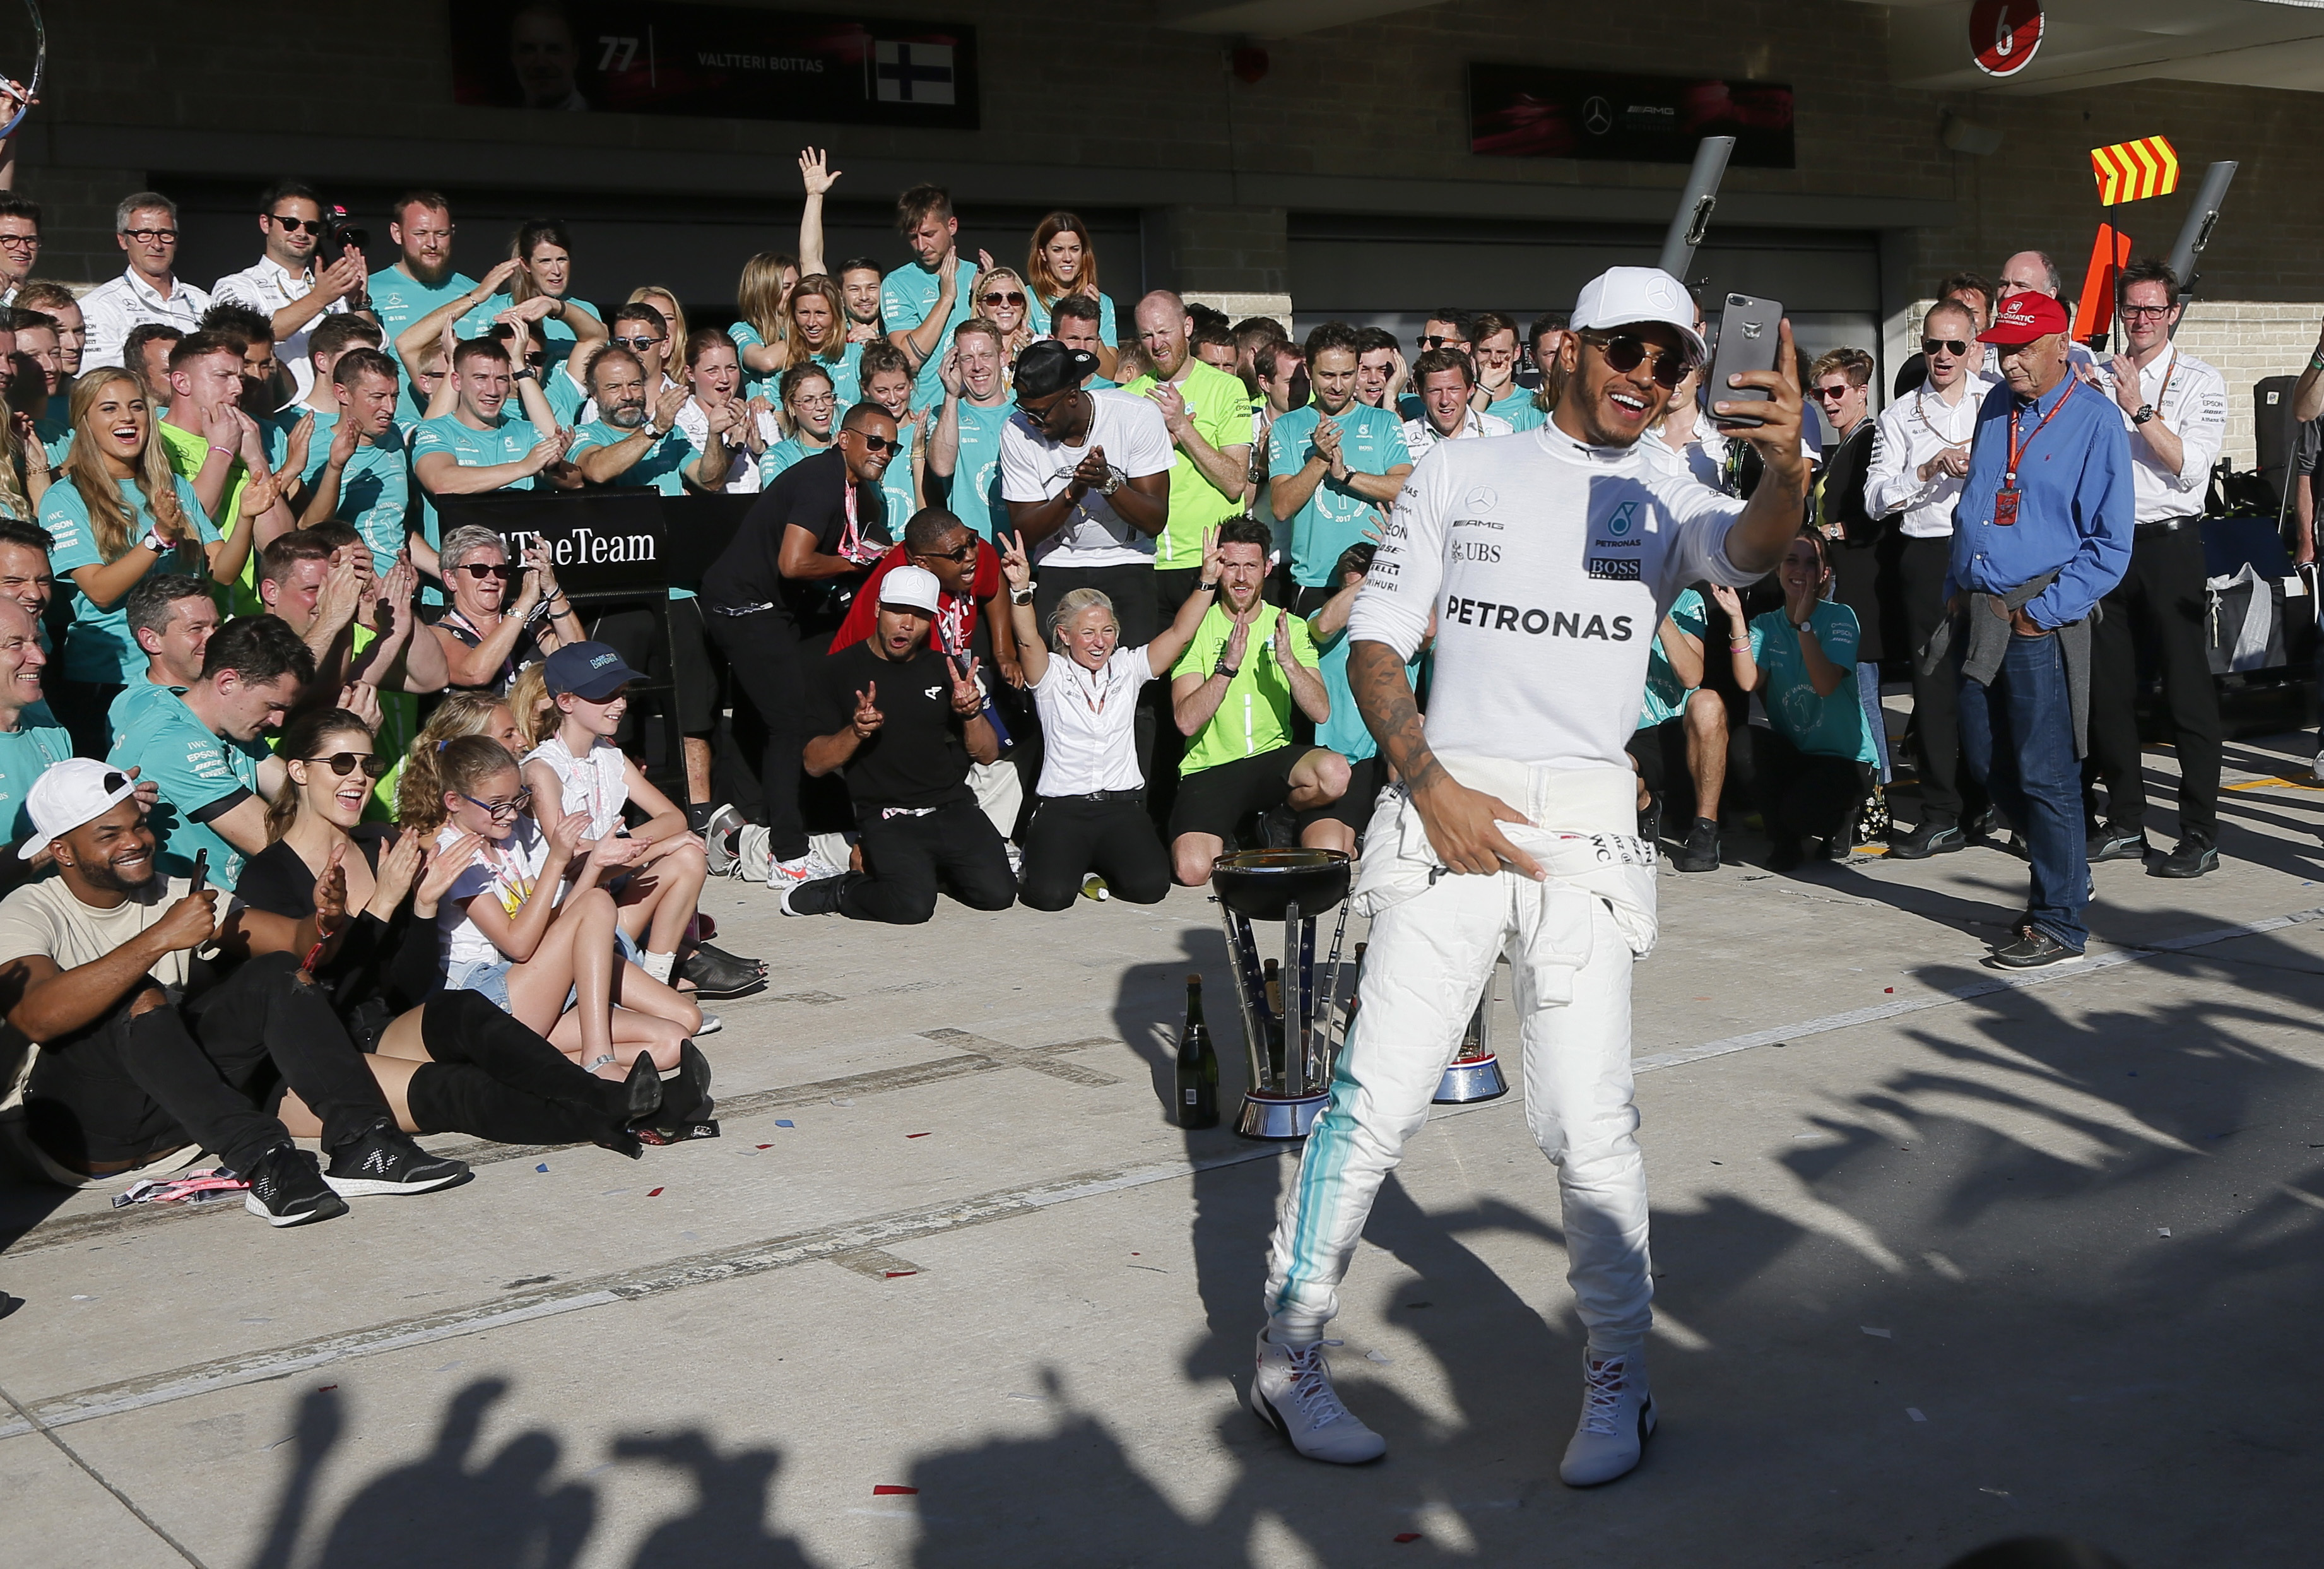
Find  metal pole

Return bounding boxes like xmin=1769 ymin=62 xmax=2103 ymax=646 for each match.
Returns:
xmin=1219 ymin=904 xmax=1270 ymax=1096
xmin=1280 ymin=901 xmax=1304 ymax=1098
xmin=1657 ymin=136 xmax=1736 ymax=283
xmin=2166 ymin=160 xmax=2238 ymax=333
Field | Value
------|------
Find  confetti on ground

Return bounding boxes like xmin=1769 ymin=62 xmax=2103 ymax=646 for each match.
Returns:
xmin=1907 ymin=1407 xmax=1926 ymax=1422
xmin=1884 ymin=987 xmax=1894 ymax=993
xmin=756 ymin=1144 xmax=773 ymax=1150
xmin=2157 ymin=1227 xmax=2171 ymax=1237
xmin=884 ymin=1270 xmax=918 ymax=1279
xmin=70 ymin=1294 xmax=91 ymax=1301
xmin=319 ymin=1384 xmax=337 ymax=1392
xmin=1367 ymin=1349 xmax=1395 ymax=1364
xmin=1862 ymin=1327 xmax=1892 ymax=1339
xmin=776 ymin=1119 xmax=795 ymax=1128
xmin=906 ymin=1132 xmax=931 ymax=1139
xmin=647 ymin=1187 xmax=665 ymax=1197
xmin=873 ymin=1484 xmax=919 ymax=1496
xmin=535 ymin=1163 xmax=550 ymax=1173
xmin=830 ymin=1097 xmax=854 ymax=1106
xmin=1395 ymin=1533 xmax=1422 ymax=1543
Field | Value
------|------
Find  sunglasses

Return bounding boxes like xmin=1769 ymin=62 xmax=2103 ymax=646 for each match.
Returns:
xmin=459 ymin=786 xmax=533 ymax=822
xmin=1584 ymin=333 xmax=1690 ymax=391
xmin=268 ymin=215 xmax=327 ymax=236
xmin=456 ymin=562 xmax=519 ymax=581
xmin=850 ymin=430 xmax=900 ymax=454
xmin=919 ymin=541 xmax=978 ymax=563
xmin=612 ymin=335 xmax=664 ymax=350
xmin=980 ymin=291 xmax=1027 ymax=308
xmin=1922 ymin=338 xmax=1970 ymax=357
xmin=1811 ymin=386 xmax=1855 ymax=401
xmin=305 ymin=752 xmax=391 ymax=779
xmin=1414 ymin=333 xmax=1457 ymax=349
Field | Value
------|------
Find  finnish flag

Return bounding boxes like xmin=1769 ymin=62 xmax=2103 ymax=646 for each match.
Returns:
xmin=874 ymin=40 xmax=955 ymax=105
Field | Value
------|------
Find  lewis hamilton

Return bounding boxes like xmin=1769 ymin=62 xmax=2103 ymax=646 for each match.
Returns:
xmin=1249 ymin=267 xmax=1808 ymax=1486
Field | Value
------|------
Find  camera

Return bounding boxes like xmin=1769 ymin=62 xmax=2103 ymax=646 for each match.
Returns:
xmin=325 ymin=204 xmax=370 ymax=259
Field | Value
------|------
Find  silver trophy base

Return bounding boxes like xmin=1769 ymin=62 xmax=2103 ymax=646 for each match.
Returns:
xmin=1237 ymin=1091 xmax=1329 ymax=1140
xmin=1433 ymin=1054 xmax=1508 ymax=1104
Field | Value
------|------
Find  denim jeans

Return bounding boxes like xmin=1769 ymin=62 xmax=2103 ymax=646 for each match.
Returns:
xmin=1958 ymin=630 xmax=2088 ymax=950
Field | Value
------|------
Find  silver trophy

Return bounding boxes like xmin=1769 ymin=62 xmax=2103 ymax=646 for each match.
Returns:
xmin=1210 ymin=849 xmax=1354 ymax=1140
xmin=1434 ymin=960 xmax=1510 ymax=1104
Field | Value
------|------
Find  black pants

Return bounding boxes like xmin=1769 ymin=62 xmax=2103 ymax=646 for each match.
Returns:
xmin=1018 ymin=795 xmax=1172 ymax=910
xmin=25 ymin=954 xmax=388 ymax=1175
xmin=2083 ymin=522 xmax=2222 ymax=843
xmin=1752 ymin=728 xmax=1872 ymax=851
xmin=797 ymin=798 xmax=1017 ymax=924
xmin=704 ymin=607 xmax=816 ymax=863
xmin=1900 ymin=534 xmax=1983 ymax=826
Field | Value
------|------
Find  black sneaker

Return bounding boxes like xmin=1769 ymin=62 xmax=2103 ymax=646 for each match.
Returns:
xmin=1966 ymin=808 xmax=2000 ymax=842
xmin=243 ymin=1145 xmax=350 ymax=1228
xmin=1671 ymin=817 xmax=1719 ymax=872
xmin=1887 ymin=819 xmax=1965 ymax=860
xmin=2087 ymin=825 xmax=2147 ymax=863
xmin=678 ymin=945 xmax=766 ymax=1000
xmin=322 ymin=1120 xmax=472 ymax=1198
xmin=1637 ymin=793 xmax=1664 ymax=849
xmin=1988 ymin=930 xmax=2084 ymax=969
xmin=2152 ymin=838 xmax=2219 ymax=879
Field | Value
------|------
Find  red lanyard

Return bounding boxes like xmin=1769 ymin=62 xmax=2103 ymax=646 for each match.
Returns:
xmin=2003 ymin=377 xmax=2077 ymax=488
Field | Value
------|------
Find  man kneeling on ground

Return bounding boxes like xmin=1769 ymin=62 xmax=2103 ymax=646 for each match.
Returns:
xmin=0 ymin=760 xmax=468 ymax=1225
xmin=784 ymin=566 xmax=1017 ymax=922
xmin=1168 ymin=516 xmax=1348 ymax=885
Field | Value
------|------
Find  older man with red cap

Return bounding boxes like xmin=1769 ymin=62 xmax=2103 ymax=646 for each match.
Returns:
xmin=1943 ymin=288 xmax=2132 ymax=969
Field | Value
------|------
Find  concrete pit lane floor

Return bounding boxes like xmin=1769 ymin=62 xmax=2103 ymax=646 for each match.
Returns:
xmin=5 ymin=731 xmax=2323 ymax=1567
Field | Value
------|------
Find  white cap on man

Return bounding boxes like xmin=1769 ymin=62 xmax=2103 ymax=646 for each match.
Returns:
xmin=18 ymin=759 xmax=138 ymax=860
xmin=878 ymin=564 xmax=943 ymax=616
xmin=1571 ymin=267 xmax=1708 ymax=362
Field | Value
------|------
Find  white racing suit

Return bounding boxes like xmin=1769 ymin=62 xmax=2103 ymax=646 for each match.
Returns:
xmin=1263 ymin=756 xmax=1658 ymax=1356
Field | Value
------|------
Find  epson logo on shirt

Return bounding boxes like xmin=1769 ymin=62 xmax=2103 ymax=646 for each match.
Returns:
xmin=1445 ymin=596 xmax=1634 ymax=641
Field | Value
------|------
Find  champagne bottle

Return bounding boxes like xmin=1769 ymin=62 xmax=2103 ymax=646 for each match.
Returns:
xmin=1176 ymin=974 xmax=1220 ymax=1128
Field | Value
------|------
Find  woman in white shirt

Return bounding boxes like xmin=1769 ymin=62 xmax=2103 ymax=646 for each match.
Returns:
xmin=1003 ymin=526 xmax=1221 ymax=909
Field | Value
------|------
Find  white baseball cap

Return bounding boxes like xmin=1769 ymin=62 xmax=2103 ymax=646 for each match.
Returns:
xmin=1571 ymin=267 xmax=1708 ymax=362
xmin=18 ymin=758 xmax=139 ymax=860
xmin=878 ymin=564 xmax=943 ymax=615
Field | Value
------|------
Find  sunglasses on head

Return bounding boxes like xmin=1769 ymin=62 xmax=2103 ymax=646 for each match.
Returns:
xmin=305 ymin=752 xmax=391 ymax=779
xmin=268 ymin=214 xmax=327 ymax=236
xmin=1584 ymin=333 xmax=1691 ymax=390
xmin=980 ymin=291 xmax=1027 ymax=308
xmin=456 ymin=562 xmax=518 ymax=581
xmin=1923 ymin=338 xmax=1970 ymax=357
xmin=459 ymin=786 xmax=532 ymax=822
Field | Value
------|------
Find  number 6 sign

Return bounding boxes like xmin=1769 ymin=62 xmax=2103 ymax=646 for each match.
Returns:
xmin=1971 ymin=0 xmax=2044 ymax=79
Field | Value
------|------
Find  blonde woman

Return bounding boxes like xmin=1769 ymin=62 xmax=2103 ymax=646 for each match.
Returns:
xmin=38 ymin=370 xmax=264 ymax=750
xmin=781 ymin=273 xmax=862 ymax=408
xmin=974 ymin=266 xmax=1037 ymax=367
xmin=729 ymin=252 xmax=798 ymax=400
xmin=1025 ymin=211 xmax=1118 ymax=378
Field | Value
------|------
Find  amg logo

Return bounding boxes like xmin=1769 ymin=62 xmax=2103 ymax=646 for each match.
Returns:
xmin=1586 ymin=558 xmax=1642 ymax=581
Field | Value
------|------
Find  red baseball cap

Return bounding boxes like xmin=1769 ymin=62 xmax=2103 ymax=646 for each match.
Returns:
xmin=1978 ymin=291 xmax=2070 ymax=346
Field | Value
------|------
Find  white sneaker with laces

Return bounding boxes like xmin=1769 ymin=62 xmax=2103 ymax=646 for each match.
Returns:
xmin=1250 ymin=1332 xmax=1386 ymax=1464
xmin=1559 ymin=1348 xmax=1655 ymax=1486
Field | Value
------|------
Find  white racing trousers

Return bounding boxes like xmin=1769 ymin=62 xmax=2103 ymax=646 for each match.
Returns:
xmin=1262 ymin=759 xmax=1657 ymax=1358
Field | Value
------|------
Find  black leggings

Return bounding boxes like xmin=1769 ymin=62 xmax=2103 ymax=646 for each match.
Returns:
xmin=1018 ymin=796 xmax=1172 ymax=910
xmin=704 ymin=607 xmax=817 ymax=863
xmin=1752 ymin=728 xmax=1873 ymax=850
xmin=26 ymin=953 xmax=391 ymax=1175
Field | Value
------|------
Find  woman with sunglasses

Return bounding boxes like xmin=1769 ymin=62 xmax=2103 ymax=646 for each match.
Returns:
xmin=1805 ymin=348 xmax=1894 ymax=824
xmin=219 ymin=708 xmax=689 ymax=1155
xmin=974 ymin=267 xmax=1036 ymax=369
xmin=779 ymin=274 xmax=862 ymax=410
xmin=729 ymin=252 xmax=798 ymax=401
xmin=425 ymin=523 xmax=584 ymax=693
xmin=1025 ymin=213 xmax=1118 ymax=379
xmin=404 ymin=732 xmax=709 ymax=1097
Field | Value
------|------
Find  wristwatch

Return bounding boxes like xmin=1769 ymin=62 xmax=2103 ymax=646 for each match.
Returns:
xmin=138 ymin=530 xmax=169 ymax=555
xmin=1195 ymin=579 xmax=1220 ymax=595
xmin=1099 ymin=471 xmax=1123 ymax=497
xmin=2132 ymin=404 xmax=2156 ymax=425
xmin=1215 ymin=657 xmax=1240 ymax=679
xmin=510 ymin=365 xmax=536 ymax=382
xmin=1010 ymin=586 xmax=1034 ymax=605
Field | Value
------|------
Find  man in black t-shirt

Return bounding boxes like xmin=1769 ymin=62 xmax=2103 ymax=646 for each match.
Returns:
xmin=700 ymin=403 xmax=901 ymax=892
xmin=786 ymin=565 xmax=1015 ymax=922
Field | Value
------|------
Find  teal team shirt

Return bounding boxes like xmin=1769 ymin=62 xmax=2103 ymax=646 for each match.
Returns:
xmin=728 ymin=320 xmax=779 ymax=401
xmin=808 ymin=341 xmax=864 ymax=410
xmin=545 ymin=364 xmax=589 ymax=427
xmin=40 ymin=475 xmax=221 ymax=684
xmin=881 ymin=261 xmax=978 ymax=414
xmin=1312 ymin=618 xmax=1417 ymax=763
xmin=569 ymin=419 xmax=697 ymax=495
xmin=873 ymin=418 xmax=919 ymax=536
xmin=107 ymin=677 xmax=177 ymax=741
xmin=411 ymin=412 xmax=545 ymax=485
xmin=1266 ymin=403 xmax=1413 ymax=587
xmin=1025 ymin=291 xmax=1116 ymax=343
xmin=0 ymin=721 xmax=73 ymax=844
xmin=460 ymin=293 xmax=601 ymax=369
xmin=107 ymin=685 xmax=268 ymax=891
xmin=367 ymin=264 xmax=481 ymax=344
xmin=34 ymin=412 xmax=71 ymax=469
xmin=1749 ymin=601 xmax=1875 ymax=763
xmin=940 ymin=400 xmax=1012 ymax=541
xmin=1488 ymin=386 xmax=1547 ymax=432
xmin=1638 ymin=589 xmax=1708 ymax=729
xmin=298 ymin=408 xmax=411 ymax=573
xmin=758 ymin=436 xmax=829 ymax=485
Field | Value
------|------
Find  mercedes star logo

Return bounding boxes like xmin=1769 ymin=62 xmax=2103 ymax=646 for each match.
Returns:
xmin=1583 ymin=95 xmax=1612 ymax=136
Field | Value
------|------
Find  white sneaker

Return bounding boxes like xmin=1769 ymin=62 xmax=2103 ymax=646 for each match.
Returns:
xmin=2313 ymin=750 xmax=2324 ymax=784
xmin=693 ymin=1010 xmax=722 ymax=1036
xmin=703 ymin=805 xmax=746 ymax=876
xmin=1005 ymin=842 xmax=1024 ymax=880
xmin=1250 ymin=1332 xmax=1386 ymax=1464
xmin=1559 ymin=1349 xmax=1655 ymax=1486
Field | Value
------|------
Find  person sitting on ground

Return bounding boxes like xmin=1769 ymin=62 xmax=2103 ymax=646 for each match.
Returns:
xmin=1302 ymin=540 xmax=1420 ymax=856
xmin=1713 ymin=529 xmax=1876 ymax=871
xmin=425 ymin=523 xmax=585 ymax=693
xmin=1167 ymin=516 xmax=1348 ymax=886
xmin=216 ymin=707 xmax=692 ymax=1157
xmin=1002 ymin=526 xmax=1222 ymax=910
xmin=1625 ymin=589 xmax=1728 ymax=871
xmin=399 ymin=733 xmax=709 ymax=1101
xmin=0 ymin=759 xmax=468 ymax=1222
xmin=786 ymin=565 xmax=1015 ymax=922
xmin=107 ymin=615 xmax=314 ymax=894
xmin=519 ymin=642 xmax=760 ymax=1001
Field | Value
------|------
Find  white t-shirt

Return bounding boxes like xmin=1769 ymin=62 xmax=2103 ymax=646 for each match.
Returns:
xmin=1351 ymin=423 xmax=1756 ymax=773
xmin=435 ymin=819 xmax=551 ymax=971
xmin=0 ymin=875 xmax=194 ymax=994
xmin=524 ymin=733 xmax=628 ymax=842
xmin=1400 ymin=408 xmax=1513 ymax=456
xmin=1030 ymin=645 xmax=1155 ymax=795
xmin=675 ymin=398 xmax=783 ymax=495
xmin=998 ymin=389 xmax=1174 ymax=569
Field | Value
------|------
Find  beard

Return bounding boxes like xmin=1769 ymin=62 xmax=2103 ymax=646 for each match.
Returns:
xmin=605 ymin=402 xmax=649 ymax=429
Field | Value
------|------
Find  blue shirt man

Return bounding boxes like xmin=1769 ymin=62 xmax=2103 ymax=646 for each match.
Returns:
xmin=882 ymin=186 xmax=978 ymax=415
xmin=1267 ymin=328 xmax=1415 ymax=592
xmin=1944 ymin=290 xmax=2132 ymax=968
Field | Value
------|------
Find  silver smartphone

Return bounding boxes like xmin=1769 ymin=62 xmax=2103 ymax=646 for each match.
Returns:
xmin=1707 ymin=293 xmax=1783 ymax=429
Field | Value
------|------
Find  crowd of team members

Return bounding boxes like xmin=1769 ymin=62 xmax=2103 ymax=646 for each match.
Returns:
xmin=0 ymin=146 xmax=2229 ymax=1219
